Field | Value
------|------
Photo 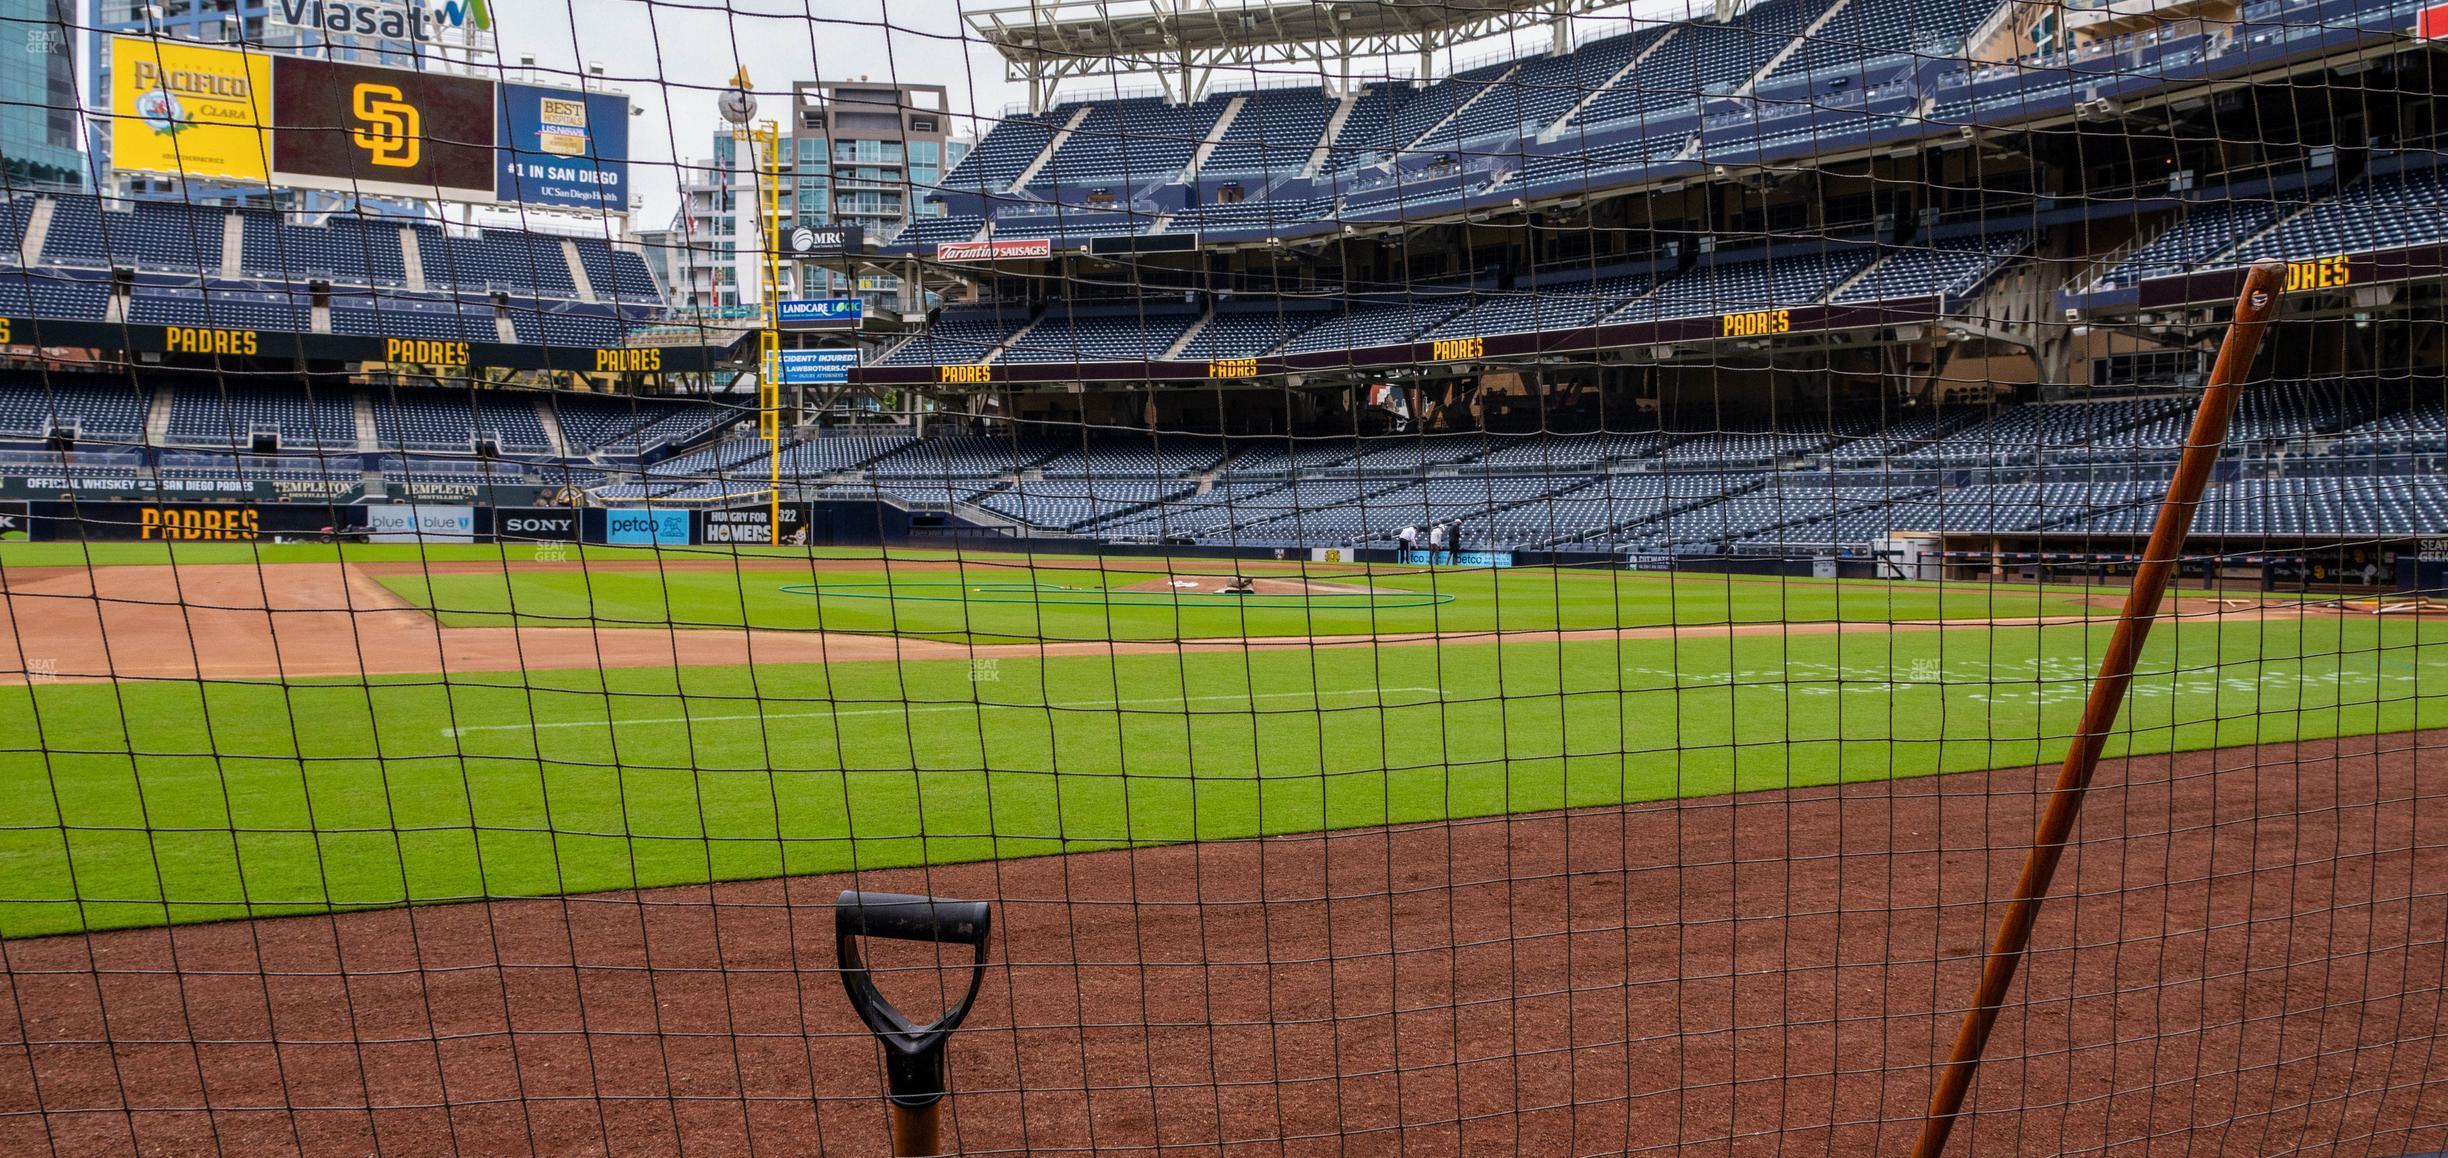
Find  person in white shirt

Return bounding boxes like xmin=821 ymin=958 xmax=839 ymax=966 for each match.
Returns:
xmin=1397 ymin=524 xmax=1419 ymax=557
xmin=1426 ymin=521 xmax=1449 ymax=565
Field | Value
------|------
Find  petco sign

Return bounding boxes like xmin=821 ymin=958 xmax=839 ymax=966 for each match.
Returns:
xmin=935 ymin=238 xmax=1051 ymax=261
xmin=604 ymin=508 xmax=690 ymax=546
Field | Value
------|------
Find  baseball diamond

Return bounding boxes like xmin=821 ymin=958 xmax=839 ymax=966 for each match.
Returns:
xmin=7 ymin=0 xmax=2448 ymax=1153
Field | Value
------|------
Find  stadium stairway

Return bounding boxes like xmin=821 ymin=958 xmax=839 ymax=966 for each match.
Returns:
xmin=217 ymin=215 xmax=244 ymax=278
xmin=1161 ymin=312 xmax=1212 ymax=359
xmin=563 ymin=240 xmax=598 ymax=303
xmin=144 ymin=388 xmax=174 ymax=446
xmin=1008 ymin=105 xmax=1097 ymax=193
xmin=1400 ymin=60 xmax=1524 ymax=152
xmin=1304 ymin=92 xmax=1363 ymax=177
xmin=537 ymin=401 xmax=571 ymax=459
xmin=19 ymin=197 xmax=54 ymax=259
xmin=1180 ymin=95 xmax=1249 ymax=183
xmin=1739 ymin=0 xmax=1857 ymax=98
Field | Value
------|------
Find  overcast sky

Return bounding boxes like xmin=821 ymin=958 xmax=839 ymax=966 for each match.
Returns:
xmin=484 ymin=0 xmax=1703 ymax=228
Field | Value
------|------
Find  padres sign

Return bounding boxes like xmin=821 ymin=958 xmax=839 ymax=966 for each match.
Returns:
xmin=270 ymin=57 xmax=496 ymax=201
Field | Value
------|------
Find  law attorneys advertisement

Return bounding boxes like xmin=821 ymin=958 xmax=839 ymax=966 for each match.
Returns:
xmin=778 ymin=348 xmax=860 ymax=384
xmin=109 ymin=38 xmax=273 ymax=183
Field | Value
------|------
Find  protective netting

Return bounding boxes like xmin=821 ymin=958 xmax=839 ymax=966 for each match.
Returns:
xmin=4 ymin=0 xmax=2448 ymax=1152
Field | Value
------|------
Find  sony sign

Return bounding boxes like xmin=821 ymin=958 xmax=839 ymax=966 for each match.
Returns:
xmin=271 ymin=0 xmax=495 ymax=46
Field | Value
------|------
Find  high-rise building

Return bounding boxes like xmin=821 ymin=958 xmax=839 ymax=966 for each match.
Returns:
xmin=0 ymin=0 xmax=84 ymax=191
xmin=665 ymin=130 xmax=795 ymax=313
xmin=788 ymin=78 xmax=954 ymax=309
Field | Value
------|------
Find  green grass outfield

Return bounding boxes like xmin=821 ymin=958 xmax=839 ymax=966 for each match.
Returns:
xmin=3 ymin=607 xmax=2441 ymax=938
xmin=376 ymin=562 xmax=2116 ymax=642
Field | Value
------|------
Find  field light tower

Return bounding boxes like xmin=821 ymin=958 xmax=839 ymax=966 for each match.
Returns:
xmin=721 ymin=68 xmax=786 ymax=538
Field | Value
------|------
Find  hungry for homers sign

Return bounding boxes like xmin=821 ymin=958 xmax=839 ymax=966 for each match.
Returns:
xmin=700 ymin=505 xmax=803 ymax=544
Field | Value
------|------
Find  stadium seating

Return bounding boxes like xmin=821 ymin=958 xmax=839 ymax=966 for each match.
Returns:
xmin=1031 ymin=95 xmax=1229 ymax=191
xmin=0 ymin=376 xmax=148 ymax=439
xmin=127 ymin=288 xmax=308 ymax=332
xmin=2088 ymin=198 xmax=2294 ymax=288
xmin=996 ymin=302 xmax=1203 ymax=363
xmin=1619 ymin=246 xmax=1875 ymax=321
xmin=877 ymin=304 xmax=1033 ymax=366
xmin=372 ymin=388 xmax=553 ymax=453
xmin=940 ymin=114 xmax=1060 ymax=194
xmin=1836 ymin=231 xmax=2029 ymax=302
xmin=2228 ymin=159 xmax=2448 ymax=266
xmin=0 ymin=270 xmax=110 ymax=320
xmin=1430 ymin=272 xmax=1656 ymax=337
xmin=1768 ymin=0 xmax=1994 ymax=84
xmin=166 ymin=385 xmax=356 ymax=450
xmin=1279 ymin=294 xmax=1471 ymax=355
xmin=1199 ymin=88 xmax=1336 ymax=179
xmin=1 ymin=194 xmax=662 ymax=346
xmin=1175 ymin=300 xmax=1331 ymax=359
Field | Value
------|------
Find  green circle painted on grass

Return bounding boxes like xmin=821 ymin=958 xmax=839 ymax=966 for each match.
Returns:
xmin=779 ymin=581 xmax=1456 ymax=609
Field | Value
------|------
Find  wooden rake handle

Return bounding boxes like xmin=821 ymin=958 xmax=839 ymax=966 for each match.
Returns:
xmin=1910 ymin=256 xmax=2289 ymax=1158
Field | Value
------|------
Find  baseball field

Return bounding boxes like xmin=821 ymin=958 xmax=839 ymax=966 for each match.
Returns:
xmin=4 ymin=543 xmax=2445 ymax=1152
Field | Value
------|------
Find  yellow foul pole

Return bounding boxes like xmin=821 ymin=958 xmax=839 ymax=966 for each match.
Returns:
xmin=729 ymin=68 xmax=785 ymax=544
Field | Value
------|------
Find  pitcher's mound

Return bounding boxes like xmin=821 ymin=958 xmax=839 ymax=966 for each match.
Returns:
xmin=1116 ymin=575 xmax=1391 ymax=596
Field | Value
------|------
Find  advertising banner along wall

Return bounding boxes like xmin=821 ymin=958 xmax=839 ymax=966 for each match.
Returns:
xmin=365 ymin=503 xmax=478 ymax=542
xmin=492 ymin=507 xmax=581 ymax=541
xmin=108 ymin=38 xmax=273 ymax=183
xmin=699 ymin=504 xmax=805 ymax=545
xmin=271 ymin=57 xmax=497 ymax=201
xmin=23 ymin=502 xmax=343 ymax=542
xmin=603 ymin=508 xmax=690 ymax=546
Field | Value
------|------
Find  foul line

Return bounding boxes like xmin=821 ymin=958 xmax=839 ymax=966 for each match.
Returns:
xmin=441 ymin=686 xmax=1449 ymax=738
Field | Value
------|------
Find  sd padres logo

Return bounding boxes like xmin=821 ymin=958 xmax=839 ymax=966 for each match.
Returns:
xmin=350 ymin=83 xmax=420 ymax=168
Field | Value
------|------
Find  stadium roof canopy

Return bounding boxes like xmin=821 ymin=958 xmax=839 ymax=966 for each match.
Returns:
xmin=965 ymin=0 xmax=1679 ymax=110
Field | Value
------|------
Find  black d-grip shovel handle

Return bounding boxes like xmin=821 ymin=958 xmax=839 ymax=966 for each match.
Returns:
xmin=836 ymin=891 xmax=992 ymax=1109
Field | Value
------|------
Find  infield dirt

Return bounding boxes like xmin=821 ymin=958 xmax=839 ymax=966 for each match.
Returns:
xmin=3 ymin=728 xmax=2441 ymax=1155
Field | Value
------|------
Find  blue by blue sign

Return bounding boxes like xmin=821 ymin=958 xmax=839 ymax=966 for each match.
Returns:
xmin=776 ymin=298 xmax=864 ymax=330
xmin=603 ymin=508 xmax=691 ymax=546
xmin=779 ymin=348 xmax=860 ymax=384
xmin=1399 ymin=549 xmax=1514 ymax=568
xmin=497 ymin=84 xmax=632 ymax=212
